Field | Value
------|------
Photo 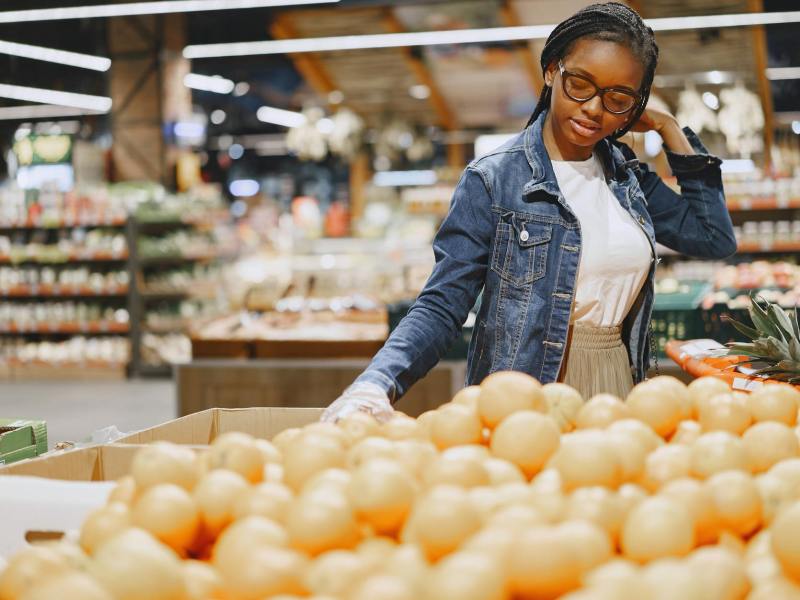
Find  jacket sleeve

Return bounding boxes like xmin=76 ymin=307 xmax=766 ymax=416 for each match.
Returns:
xmin=635 ymin=127 xmax=737 ymax=259
xmin=353 ymin=167 xmax=494 ymax=401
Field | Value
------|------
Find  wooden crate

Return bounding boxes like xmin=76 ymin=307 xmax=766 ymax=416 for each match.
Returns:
xmin=176 ymin=359 xmax=466 ymax=418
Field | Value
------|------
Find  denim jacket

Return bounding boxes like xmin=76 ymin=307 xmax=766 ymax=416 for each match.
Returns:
xmin=356 ymin=109 xmax=737 ymax=401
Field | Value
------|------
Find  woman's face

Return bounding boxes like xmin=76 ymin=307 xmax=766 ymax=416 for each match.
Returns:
xmin=544 ymin=38 xmax=644 ymax=156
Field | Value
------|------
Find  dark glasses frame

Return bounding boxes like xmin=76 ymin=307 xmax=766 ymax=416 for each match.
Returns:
xmin=557 ymin=60 xmax=640 ymax=115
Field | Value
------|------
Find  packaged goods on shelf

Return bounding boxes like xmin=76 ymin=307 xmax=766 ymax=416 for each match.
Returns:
xmin=0 ymin=185 xmax=127 ymax=228
xmin=0 ymin=302 xmax=129 ymax=333
xmin=723 ymin=172 xmax=800 ymax=210
xmin=0 ymin=229 xmax=128 ymax=263
xmin=144 ymin=298 xmax=227 ymax=333
xmin=141 ymin=263 xmax=221 ymax=296
xmin=141 ymin=332 xmax=191 ymax=366
xmin=0 ymin=266 xmax=129 ymax=296
xmin=0 ymin=336 xmax=130 ymax=366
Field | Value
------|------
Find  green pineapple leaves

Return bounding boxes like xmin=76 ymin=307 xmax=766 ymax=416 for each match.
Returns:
xmin=721 ymin=294 xmax=800 ymax=383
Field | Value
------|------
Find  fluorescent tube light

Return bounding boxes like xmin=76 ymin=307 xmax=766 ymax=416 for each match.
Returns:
xmin=0 ymin=40 xmax=110 ymax=71
xmin=229 ymin=179 xmax=260 ymax=197
xmin=256 ymin=106 xmax=306 ymax=128
xmin=183 ymin=73 xmax=235 ymax=94
xmin=184 ymin=10 xmax=800 ymax=58
xmin=373 ymin=170 xmax=437 ymax=187
xmin=0 ymin=84 xmax=112 ymax=112
xmin=720 ymin=159 xmax=756 ymax=174
xmin=766 ymin=67 xmax=800 ymax=80
xmin=0 ymin=0 xmax=340 ymax=23
xmin=0 ymin=104 xmax=106 ymax=120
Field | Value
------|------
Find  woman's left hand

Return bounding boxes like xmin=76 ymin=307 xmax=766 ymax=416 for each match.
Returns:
xmin=628 ymin=104 xmax=678 ymax=134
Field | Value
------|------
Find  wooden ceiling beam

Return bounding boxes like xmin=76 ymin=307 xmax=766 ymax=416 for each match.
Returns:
xmin=382 ymin=10 xmax=457 ymax=132
xmin=270 ymin=14 xmax=339 ymax=100
xmin=747 ymin=0 xmax=775 ymax=172
xmin=499 ymin=0 xmax=544 ymax=96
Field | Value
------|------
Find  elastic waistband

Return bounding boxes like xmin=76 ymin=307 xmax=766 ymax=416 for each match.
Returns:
xmin=569 ymin=323 xmax=624 ymax=350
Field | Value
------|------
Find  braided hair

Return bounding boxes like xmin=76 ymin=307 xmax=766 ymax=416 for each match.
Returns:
xmin=525 ymin=2 xmax=659 ymax=140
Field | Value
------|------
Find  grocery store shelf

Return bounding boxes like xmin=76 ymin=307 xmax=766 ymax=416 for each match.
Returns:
xmin=0 ymin=217 xmax=127 ymax=230
xmin=0 ymin=322 xmax=130 ymax=335
xmin=138 ymin=252 xmax=231 ymax=266
xmin=0 ymin=251 xmax=129 ymax=264
xmin=1 ymin=284 xmax=129 ymax=298
xmin=138 ymin=363 xmax=173 ymax=377
xmin=0 ymin=360 xmax=129 ymax=381
xmin=139 ymin=288 xmax=189 ymax=300
xmin=727 ymin=197 xmax=800 ymax=211
xmin=737 ymin=241 xmax=800 ymax=253
xmin=144 ymin=323 xmax=189 ymax=334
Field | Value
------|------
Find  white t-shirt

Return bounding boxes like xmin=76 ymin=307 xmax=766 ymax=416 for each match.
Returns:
xmin=551 ymin=153 xmax=652 ymax=327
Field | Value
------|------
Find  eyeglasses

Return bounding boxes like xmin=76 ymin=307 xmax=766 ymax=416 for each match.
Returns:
xmin=557 ymin=60 xmax=640 ymax=115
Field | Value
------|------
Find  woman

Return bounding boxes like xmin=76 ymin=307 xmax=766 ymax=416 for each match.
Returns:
xmin=323 ymin=2 xmax=736 ymax=422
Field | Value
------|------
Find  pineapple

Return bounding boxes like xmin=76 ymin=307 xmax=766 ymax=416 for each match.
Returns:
xmin=721 ymin=294 xmax=800 ymax=384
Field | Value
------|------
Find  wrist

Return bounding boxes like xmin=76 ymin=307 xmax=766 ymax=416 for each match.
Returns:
xmin=655 ymin=115 xmax=680 ymax=135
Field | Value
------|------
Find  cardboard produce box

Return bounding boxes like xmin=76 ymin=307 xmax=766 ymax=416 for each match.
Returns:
xmin=117 ymin=406 xmax=323 ymax=445
xmin=0 ymin=444 xmax=144 ymax=481
xmin=0 ymin=419 xmax=48 ymax=465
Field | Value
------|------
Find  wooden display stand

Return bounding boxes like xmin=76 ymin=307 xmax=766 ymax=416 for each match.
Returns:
xmin=176 ymin=359 xmax=466 ymax=418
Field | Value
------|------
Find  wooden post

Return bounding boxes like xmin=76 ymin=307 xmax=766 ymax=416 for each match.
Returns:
xmin=107 ymin=13 xmax=191 ymax=185
xmin=349 ymin=152 xmax=370 ymax=221
xmin=747 ymin=0 xmax=775 ymax=172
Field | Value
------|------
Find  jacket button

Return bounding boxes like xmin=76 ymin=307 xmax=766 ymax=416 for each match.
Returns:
xmin=520 ymin=231 xmax=529 ymax=242
xmin=638 ymin=215 xmax=645 ymax=225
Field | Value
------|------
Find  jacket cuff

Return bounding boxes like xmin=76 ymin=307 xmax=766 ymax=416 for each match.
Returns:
xmin=353 ymin=370 xmax=397 ymax=403
xmin=664 ymin=126 xmax=723 ymax=174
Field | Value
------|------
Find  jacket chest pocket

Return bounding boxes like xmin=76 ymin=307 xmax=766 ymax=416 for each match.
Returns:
xmin=490 ymin=217 xmax=551 ymax=287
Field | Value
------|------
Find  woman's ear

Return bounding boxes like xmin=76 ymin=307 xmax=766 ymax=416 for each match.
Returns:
xmin=543 ymin=61 xmax=557 ymax=87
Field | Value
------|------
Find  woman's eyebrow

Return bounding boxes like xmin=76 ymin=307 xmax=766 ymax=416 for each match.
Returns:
xmin=569 ymin=65 xmax=639 ymax=92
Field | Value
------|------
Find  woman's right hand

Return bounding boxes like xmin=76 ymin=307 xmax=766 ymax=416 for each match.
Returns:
xmin=320 ymin=381 xmax=394 ymax=423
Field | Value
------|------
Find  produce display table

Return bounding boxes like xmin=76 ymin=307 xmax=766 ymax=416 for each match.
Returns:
xmin=665 ymin=338 xmax=800 ymax=392
xmin=176 ymin=358 xmax=466 ymax=417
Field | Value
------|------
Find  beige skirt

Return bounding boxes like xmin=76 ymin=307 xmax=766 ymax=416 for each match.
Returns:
xmin=560 ymin=323 xmax=634 ymax=400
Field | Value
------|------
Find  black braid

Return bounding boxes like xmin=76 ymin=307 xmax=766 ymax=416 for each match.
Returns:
xmin=525 ymin=2 xmax=659 ymax=140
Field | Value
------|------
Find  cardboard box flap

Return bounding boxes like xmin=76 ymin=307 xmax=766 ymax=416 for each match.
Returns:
xmin=215 ymin=407 xmax=323 ymax=440
xmin=0 ymin=475 xmax=114 ymax=558
xmin=116 ymin=407 xmax=323 ymax=445
xmin=0 ymin=445 xmax=145 ymax=481
xmin=118 ymin=411 xmax=217 ymax=445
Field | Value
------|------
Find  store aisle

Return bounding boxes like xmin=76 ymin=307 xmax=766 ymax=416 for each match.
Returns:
xmin=0 ymin=379 xmax=176 ymax=450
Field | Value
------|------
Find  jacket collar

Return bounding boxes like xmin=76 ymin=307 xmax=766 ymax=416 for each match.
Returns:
xmin=522 ymin=109 xmax=635 ymax=197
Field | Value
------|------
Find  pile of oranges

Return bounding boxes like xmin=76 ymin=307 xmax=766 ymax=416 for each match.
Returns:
xmin=3 ymin=372 xmax=800 ymax=599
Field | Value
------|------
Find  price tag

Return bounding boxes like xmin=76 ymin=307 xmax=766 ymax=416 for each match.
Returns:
xmin=100 ymin=321 xmax=109 ymax=333
xmin=52 ymin=284 xmax=61 ymax=296
xmin=777 ymin=197 xmax=790 ymax=209
xmin=739 ymin=198 xmax=751 ymax=211
xmin=29 ymin=283 xmax=39 ymax=296
xmin=732 ymin=377 xmax=764 ymax=392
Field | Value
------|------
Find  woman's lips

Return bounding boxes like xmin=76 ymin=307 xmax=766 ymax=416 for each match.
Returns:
xmin=569 ymin=118 xmax=601 ymax=138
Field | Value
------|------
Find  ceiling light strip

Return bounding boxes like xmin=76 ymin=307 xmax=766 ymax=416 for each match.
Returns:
xmin=0 ymin=0 xmax=340 ymax=23
xmin=183 ymin=10 xmax=800 ymax=58
xmin=766 ymin=67 xmax=800 ymax=80
xmin=0 ymin=40 xmax=111 ymax=71
xmin=0 ymin=0 xmax=339 ymax=23
xmin=183 ymin=73 xmax=235 ymax=94
xmin=0 ymin=104 xmax=104 ymax=120
xmin=0 ymin=84 xmax=112 ymax=112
